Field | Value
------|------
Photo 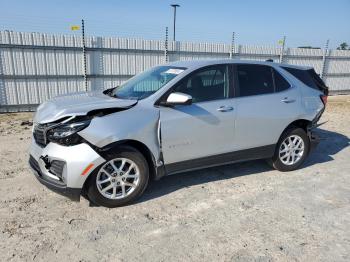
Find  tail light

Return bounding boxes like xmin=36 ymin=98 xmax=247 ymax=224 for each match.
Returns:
xmin=320 ymin=95 xmax=328 ymax=106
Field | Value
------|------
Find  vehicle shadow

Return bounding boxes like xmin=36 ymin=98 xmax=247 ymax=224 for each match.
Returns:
xmin=303 ymin=128 xmax=349 ymax=167
xmin=138 ymin=128 xmax=349 ymax=204
xmin=138 ymin=159 xmax=270 ymax=204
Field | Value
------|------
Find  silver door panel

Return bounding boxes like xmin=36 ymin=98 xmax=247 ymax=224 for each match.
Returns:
xmin=234 ymin=87 xmax=302 ymax=150
xmin=160 ymin=99 xmax=236 ymax=164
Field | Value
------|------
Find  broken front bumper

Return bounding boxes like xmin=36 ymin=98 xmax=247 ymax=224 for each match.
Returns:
xmin=28 ymin=139 xmax=105 ymax=201
xmin=29 ymin=155 xmax=81 ymax=201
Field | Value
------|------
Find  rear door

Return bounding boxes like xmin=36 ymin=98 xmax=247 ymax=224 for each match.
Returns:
xmin=159 ymin=64 xmax=236 ymax=168
xmin=233 ymin=64 xmax=301 ymax=151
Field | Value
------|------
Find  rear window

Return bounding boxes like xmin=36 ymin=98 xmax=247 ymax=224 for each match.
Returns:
xmin=282 ymin=67 xmax=328 ymax=94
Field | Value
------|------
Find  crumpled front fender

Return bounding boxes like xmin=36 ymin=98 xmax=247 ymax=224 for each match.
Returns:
xmin=78 ymin=104 xmax=161 ymax=164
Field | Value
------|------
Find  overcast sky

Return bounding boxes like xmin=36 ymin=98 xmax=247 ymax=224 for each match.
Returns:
xmin=1 ymin=0 xmax=349 ymax=49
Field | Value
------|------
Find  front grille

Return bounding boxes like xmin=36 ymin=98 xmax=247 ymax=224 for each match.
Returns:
xmin=49 ymin=160 xmax=65 ymax=179
xmin=33 ymin=124 xmax=47 ymax=147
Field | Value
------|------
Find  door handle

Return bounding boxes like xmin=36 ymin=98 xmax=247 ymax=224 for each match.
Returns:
xmin=217 ymin=106 xmax=234 ymax=112
xmin=281 ymin=97 xmax=296 ymax=103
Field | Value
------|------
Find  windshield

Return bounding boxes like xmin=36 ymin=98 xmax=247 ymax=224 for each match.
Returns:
xmin=111 ymin=66 xmax=186 ymax=100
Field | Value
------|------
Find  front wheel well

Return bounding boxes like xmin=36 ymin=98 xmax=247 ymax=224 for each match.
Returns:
xmin=82 ymin=140 xmax=157 ymax=195
xmin=98 ymin=140 xmax=157 ymax=181
xmin=81 ymin=140 xmax=157 ymax=198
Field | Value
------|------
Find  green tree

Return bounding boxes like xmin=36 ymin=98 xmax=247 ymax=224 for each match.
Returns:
xmin=337 ymin=42 xmax=349 ymax=50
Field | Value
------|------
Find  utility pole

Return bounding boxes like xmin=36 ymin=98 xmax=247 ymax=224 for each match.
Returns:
xmin=81 ymin=19 xmax=88 ymax=91
xmin=230 ymin=32 xmax=235 ymax=59
xmin=320 ymin=39 xmax=330 ymax=80
xmin=171 ymin=4 xmax=180 ymax=41
xmin=164 ymin=27 xmax=169 ymax=63
xmin=279 ymin=35 xmax=286 ymax=63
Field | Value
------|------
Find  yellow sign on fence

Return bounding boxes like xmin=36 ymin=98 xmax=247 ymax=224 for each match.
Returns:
xmin=70 ymin=25 xmax=80 ymax=31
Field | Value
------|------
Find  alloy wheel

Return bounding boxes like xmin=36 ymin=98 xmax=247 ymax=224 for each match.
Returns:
xmin=96 ymin=158 xmax=140 ymax=200
xmin=278 ymin=135 xmax=305 ymax=166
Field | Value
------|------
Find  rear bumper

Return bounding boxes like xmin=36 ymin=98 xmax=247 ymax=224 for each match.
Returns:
xmin=29 ymin=156 xmax=81 ymax=201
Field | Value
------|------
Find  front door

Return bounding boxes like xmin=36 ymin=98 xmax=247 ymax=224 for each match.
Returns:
xmin=159 ymin=65 xmax=236 ymax=170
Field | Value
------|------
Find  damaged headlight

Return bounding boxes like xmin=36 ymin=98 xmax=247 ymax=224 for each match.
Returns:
xmin=47 ymin=119 xmax=91 ymax=146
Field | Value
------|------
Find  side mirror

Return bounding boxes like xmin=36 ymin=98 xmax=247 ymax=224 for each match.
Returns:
xmin=163 ymin=92 xmax=192 ymax=106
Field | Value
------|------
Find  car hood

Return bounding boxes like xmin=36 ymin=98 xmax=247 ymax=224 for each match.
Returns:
xmin=34 ymin=91 xmax=137 ymax=124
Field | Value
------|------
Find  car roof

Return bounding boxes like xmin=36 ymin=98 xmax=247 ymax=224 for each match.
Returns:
xmin=165 ymin=59 xmax=313 ymax=71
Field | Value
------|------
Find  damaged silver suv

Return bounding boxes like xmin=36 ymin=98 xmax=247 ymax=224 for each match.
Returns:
xmin=29 ymin=60 xmax=327 ymax=207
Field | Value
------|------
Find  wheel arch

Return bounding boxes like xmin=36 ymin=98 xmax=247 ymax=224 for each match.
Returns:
xmin=283 ymin=119 xmax=312 ymax=133
xmin=82 ymin=139 xmax=159 ymax=194
xmin=269 ymin=120 xmax=312 ymax=171
xmin=100 ymin=139 xmax=158 ymax=179
xmin=272 ymin=119 xmax=312 ymax=154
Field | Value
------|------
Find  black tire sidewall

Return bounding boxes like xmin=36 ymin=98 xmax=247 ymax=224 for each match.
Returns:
xmin=272 ymin=127 xmax=310 ymax=171
xmin=87 ymin=147 xmax=149 ymax=208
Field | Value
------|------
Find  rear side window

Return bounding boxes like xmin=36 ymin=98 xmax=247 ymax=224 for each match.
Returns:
xmin=236 ymin=65 xmax=274 ymax=97
xmin=273 ymin=69 xmax=290 ymax=92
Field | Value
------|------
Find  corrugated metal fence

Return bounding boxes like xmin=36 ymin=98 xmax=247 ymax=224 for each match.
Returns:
xmin=0 ymin=31 xmax=350 ymax=112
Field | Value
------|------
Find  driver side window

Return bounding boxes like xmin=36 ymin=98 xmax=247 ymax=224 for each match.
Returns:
xmin=174 ymin=65 xmax=229 ymax=103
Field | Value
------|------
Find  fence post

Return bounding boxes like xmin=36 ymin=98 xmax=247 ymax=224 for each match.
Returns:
xmin=279 ymin=36 xmax=286 ymax=63
xmin=0 ymin=32 xmax=7 ymax=108
xmin=237 ymin=44 xmax=242 ymax=60
xmin=320 ymin=39 xmax=330 ymax=80
xmin=230 ymin=32 xmax=235 ymax=59
xmin=81 ymin=19 xmax=88 ymax=91
xmin=164 ymin=27 xmax=169 ymax=63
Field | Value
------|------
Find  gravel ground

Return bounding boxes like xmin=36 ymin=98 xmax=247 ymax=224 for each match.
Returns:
xmin=0 ymin=96 xmax=349 ymax=262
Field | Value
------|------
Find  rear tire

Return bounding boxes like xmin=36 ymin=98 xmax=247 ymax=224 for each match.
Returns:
xmin=269 ymin=127 xmax=310 ymax=171
xmin=86 ymin=146 xmax=149 ymax=208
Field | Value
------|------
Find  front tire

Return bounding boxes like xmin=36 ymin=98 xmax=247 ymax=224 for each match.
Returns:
xmin=269 ymin=127 xmax=310 ymax=172
xmin=86 ymin=146 xmax=149 ymax=208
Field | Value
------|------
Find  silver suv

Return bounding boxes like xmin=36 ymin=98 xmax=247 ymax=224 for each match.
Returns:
xmin=29 ymin=60 xmax=328 ymax=207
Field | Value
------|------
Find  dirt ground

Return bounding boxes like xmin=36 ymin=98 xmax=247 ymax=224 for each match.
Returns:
xmin=0 ymin=96 xmax=349 ymax=262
